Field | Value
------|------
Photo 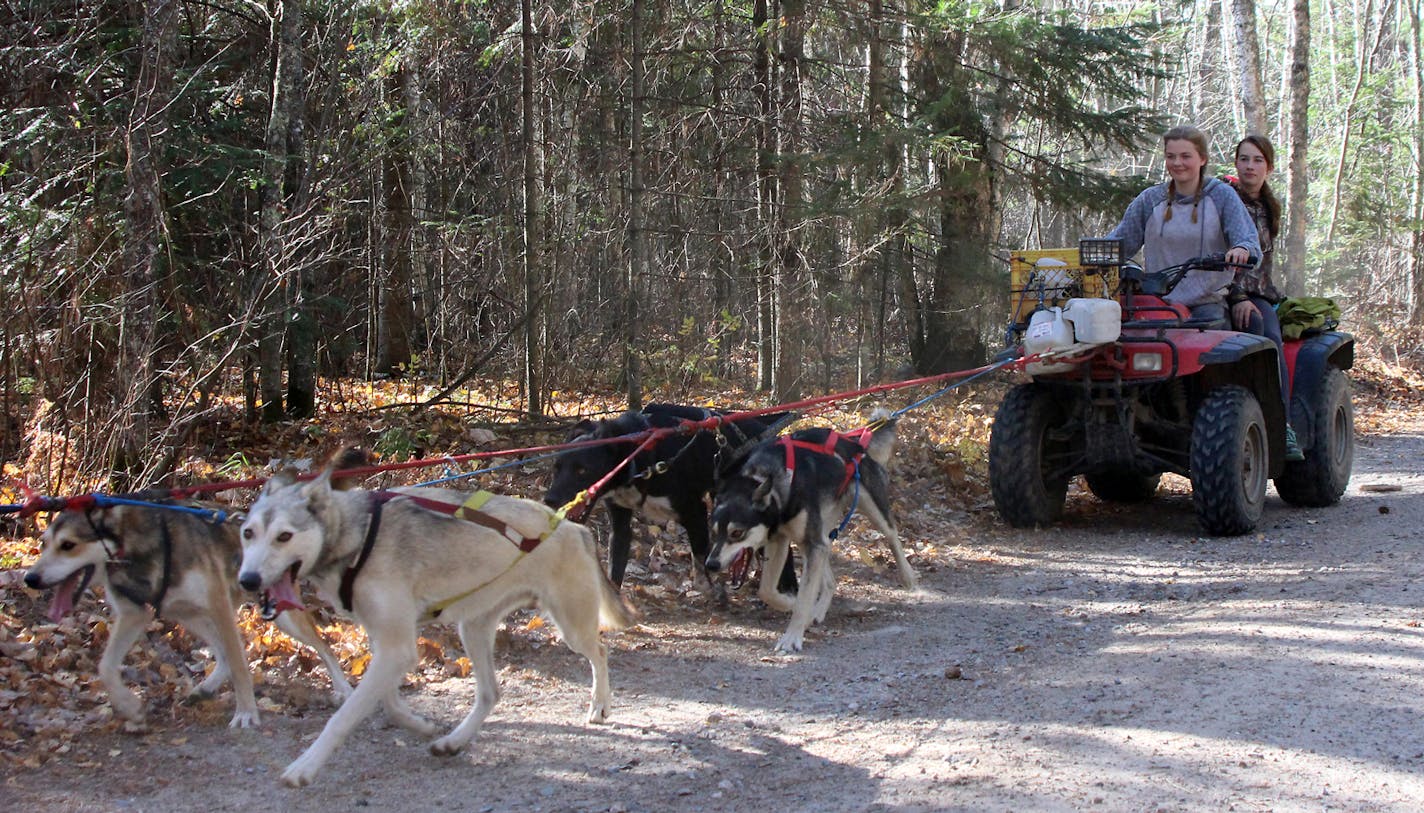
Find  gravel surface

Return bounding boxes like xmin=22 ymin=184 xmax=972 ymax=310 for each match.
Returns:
xmin=4 ymin=417 xmax=1423 ymax=812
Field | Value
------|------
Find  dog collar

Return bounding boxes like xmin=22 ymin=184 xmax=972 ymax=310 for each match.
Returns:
xmin=338 ymin=491 xmax=397 ymax=612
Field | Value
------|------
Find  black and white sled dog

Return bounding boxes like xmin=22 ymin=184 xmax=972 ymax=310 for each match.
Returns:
xmin=237 ymin=471 xmax=635 ymax=788
xmin=704 ymin=410 xmax=918 ymax=653
xmin=23 ymin=502 xmax=351 ymax=732
xmin=544 ymin=403 xmax=798 ymax=598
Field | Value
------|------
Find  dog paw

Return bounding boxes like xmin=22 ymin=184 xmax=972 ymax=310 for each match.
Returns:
xmin=281 ymin=760 xmax=319 ymax=788
xmin=110 ymin=692 xmax=144 ymax=721
xmin=586 ymin=704 xmax=610 ymax=724
xmin=761 ymin=592 xmax=796 ymax=613
xmin=774 ymin=632 xmax=805 ymax=653
xmin=121 ymin=719 xmax=150 ymax=735
xmin=428 ymin=736 xmax=466 ymax=757
xmin=389 ymin=714 xmax=439 ymax=737
xmin=186 ymin=687 xmax=216 ymax=703
xmin=229 ymin=709 xmax=261 ymax=729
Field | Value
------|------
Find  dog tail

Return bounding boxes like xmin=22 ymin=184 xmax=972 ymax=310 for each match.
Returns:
xmin=865 ymin=408 xmax=898 ymax=466
xmin=597 ymin=571 xmax=638 ymax=632
xmin=574 ymin=524 xmax=638 ymax=631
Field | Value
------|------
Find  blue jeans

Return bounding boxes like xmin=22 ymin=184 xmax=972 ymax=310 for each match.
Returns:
xmin=1243 ymin=296 xmax=1289 ymax=416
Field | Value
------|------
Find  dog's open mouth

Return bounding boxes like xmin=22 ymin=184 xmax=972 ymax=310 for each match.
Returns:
xmin=260 ymin=562 xmax=305 ymax=619
xmin=726 ymin=549 xmax=753 ymax=588
xmin=46 ymin=564 xmax=96 ymax=623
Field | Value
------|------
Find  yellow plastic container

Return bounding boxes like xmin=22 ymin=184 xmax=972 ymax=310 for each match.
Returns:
xmin=1008 ymin=248 xmax=1118 ymax=325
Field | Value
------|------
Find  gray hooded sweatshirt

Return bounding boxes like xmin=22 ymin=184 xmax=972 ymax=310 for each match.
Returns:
xmin=1106 ymin=176 xmax=1261 ymax=307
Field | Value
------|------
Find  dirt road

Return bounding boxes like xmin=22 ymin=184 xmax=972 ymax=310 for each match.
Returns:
xmin=4 ymin=417 xmax=1423 ymax=812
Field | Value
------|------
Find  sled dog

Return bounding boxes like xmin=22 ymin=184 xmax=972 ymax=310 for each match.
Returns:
xmin=545 ymin=403 xmax=799 ymax=597
xmin=237 ymin=472 xmax=634 ymax=787
xmin=23 ymin=502 xmax=351 ymax=731
xmin=705 ymin=411 xmax=917 ymax=653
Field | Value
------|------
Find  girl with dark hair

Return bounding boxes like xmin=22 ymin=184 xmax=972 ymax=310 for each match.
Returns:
xmin=1225 ymin=134 xmax=1302 ymax=459
xmin=1225 ymin=134 xmax=1284 ymax=323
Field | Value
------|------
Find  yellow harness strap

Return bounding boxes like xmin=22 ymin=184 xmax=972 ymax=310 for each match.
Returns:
xmin=421 ymin=491 xmax=563 ymax=622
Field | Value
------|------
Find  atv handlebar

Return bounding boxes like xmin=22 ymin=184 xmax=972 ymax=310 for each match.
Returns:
xmin=1118 ymin=253 xmax=1259 ymax=297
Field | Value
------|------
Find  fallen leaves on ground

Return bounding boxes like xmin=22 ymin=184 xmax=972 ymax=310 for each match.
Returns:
xmin=1 ymin=350 xmax=1419 ymax=769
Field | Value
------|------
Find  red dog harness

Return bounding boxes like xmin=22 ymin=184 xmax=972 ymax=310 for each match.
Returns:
xmin=777 ymin=426 xmax=875 ymax=496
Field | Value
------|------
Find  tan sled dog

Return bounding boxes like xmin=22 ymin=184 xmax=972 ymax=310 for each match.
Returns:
xmin=237 ymin=471 xmax=635 ymax=788
xmin=23 ymin=503 xmax=351 ymax=731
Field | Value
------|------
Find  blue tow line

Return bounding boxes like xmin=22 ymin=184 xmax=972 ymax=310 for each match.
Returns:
xmin=413 ymin=449 xmax=567 ymax=488
xmin=890 ymin=356 xmax=1017 ymax=419
xmin=828 ymin=460 xmax=861 ymax=541
xmin=828 ymin=355 xmax=1018 ymax=540
xmin=91 ymin=494 xmax=232 ymax=524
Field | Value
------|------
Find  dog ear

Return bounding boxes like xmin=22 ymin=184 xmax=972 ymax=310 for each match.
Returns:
xmin=299 ymin=468 xmax=335 ymax=508
xmin=565 ymin=419 xmax=598 ymax=442
xmin=750 ymin=472 xmax=774 ymax=507
xmin=328 ymin=446 xmax=370 ymax=491
xmin=749 ymin=461 xmax=786 ymax=509
xmin=262 ymin=469 xmax=298 ymax=494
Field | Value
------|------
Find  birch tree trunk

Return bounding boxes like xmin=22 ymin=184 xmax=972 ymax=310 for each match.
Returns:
xmin=1410 ymin=0 xmax=1424 ymax=326
xmin=117 ymin=0 xmax=176 ymax=470
xmin=1327 ymin=0 xmax=1377 ymax=241
xmin=1229 ymin=0 xmax=1268 ymax=135
xmin=1194 ymin=0 xmax=1222 ymax=126
xmin=1283 ymin=0 xmax=1311 ymax=296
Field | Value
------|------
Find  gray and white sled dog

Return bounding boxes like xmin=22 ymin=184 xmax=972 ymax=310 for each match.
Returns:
xmin=23 ymin=502 xmax=351 ymax=732
xmin=704 ymin=410 xmax=917 ymax=653
xmin=236 ymin=471 xmax=635 ymax=788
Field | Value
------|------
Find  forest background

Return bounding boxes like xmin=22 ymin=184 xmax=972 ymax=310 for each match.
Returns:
xmin=1 ymin=0 xmax=1422 ymax=491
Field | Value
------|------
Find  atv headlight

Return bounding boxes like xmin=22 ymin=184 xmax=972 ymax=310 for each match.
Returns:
xmin=1078 ymin=238 xmax=1123 ymax=267
xmin=1131 ymin=352 xmax=1164 ymax=372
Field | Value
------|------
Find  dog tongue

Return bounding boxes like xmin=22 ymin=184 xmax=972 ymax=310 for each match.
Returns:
xmin=726 ymin=549 xmax=753 ymax=586
xmin=47 ymin=571 xmax=81 ymax=623
xmin=265 ymin=571 xmax=306 ymax=614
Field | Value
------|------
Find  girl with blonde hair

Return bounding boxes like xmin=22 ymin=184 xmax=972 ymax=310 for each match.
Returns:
xmin=1106 ymin=125 xmax=1260 ymax=319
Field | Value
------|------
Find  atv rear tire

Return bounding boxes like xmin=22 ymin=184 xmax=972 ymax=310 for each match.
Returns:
xmin=1190 ymin=386 xmax=1268 ymax=536
xmin=1085 ymin=472 xmax=1162 ymax=503
xmin=1275 ymin=367 xmax=1353 ymax=507
xmin=990 ymin=383 xmax=1071 ymax=528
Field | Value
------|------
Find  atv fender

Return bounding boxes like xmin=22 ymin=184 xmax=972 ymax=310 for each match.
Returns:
xmin=1286 ymin=332 xmax=1355 ymax=450
xmin=1197 ymin=332 xmax=1277 ymax=366
xmin=1188 ymin=333 xmax=1285 ymax=469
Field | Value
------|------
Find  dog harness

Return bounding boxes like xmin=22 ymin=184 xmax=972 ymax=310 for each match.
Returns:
xmin=776 ymin=426 xmax=875 ymax=497
xmin=338 ymin=490 xmax=561 ymax=617
xmin=81 ymin=508 xmax=175 ymax=614
xmin=337 ymin=491 xmax=399 ymax=612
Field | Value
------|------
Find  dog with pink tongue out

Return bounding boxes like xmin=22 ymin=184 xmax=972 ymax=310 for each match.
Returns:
xmin=24 ymin=502 xmax=350 ymax=732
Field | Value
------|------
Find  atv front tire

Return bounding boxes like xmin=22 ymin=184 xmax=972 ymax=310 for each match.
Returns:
xmin=1190 ymin=386 xmax=1268 ymax=535
xmin=1085 ymin=471 xmax=1162 ymax=503
xmin=1275 ymin=366 xmax=1353 ymax=506
xmin=990 ymin=383 xmax=1072 ymax=528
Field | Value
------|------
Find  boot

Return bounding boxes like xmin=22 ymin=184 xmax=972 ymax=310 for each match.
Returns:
xmin=1284 ymin=424 xmax=1305 ymax=462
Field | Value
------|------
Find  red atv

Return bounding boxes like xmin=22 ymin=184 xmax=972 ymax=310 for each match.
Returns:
xmin=989 ymin=238 xmax=1354 ymax=535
